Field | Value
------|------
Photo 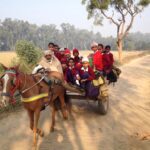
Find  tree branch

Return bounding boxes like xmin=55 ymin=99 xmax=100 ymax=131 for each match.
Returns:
xmin=122 ymin=14 xmax=135 ymax=38
xmin=101 ymin=10 xmax=119 ymax=26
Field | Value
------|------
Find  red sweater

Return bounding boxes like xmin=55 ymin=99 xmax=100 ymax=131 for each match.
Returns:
xmin=93 ymin=50 xmax=103 ymax=71
xmin=79 ymin=66 xmax=95 ymax=81
xmin=102 ymin=52 xmax=114 ymax=71
xmin=54 ymin=51 xmax=62 ymax=61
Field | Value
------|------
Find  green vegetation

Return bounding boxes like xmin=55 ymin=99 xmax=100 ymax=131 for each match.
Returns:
xmin=0 ymin=18 xmax=150 ymax=51
xmin=82 ymin=0 xmax=150 ymax=61
xmin=14 ymin=40 xmax=42 ymax=73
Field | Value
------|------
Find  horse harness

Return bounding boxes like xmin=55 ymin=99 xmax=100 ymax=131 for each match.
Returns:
xmin=1 ymin=69 xmax=54 ymax=104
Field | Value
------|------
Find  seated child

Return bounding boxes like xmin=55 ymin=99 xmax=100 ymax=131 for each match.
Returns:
xmin=72 ymin=48 xmax=82 ymax=70
xmin=66 ymin=58 xmax=80 ymax=86
xmin=79 ymin=57 xmax=95 ymax=89
xmin=60 ymin=58 xmax=68 ymax=81
xmin=102 ymin=45 xmax=114 ymax=75
xmin=79 ymin=57 xmax=100 ymax=98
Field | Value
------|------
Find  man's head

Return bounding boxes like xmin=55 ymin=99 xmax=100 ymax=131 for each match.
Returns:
xmin=44 ymin=50 xmax=54 ymax=61
xmin=91 ymin=42 xmax=98 ymax=52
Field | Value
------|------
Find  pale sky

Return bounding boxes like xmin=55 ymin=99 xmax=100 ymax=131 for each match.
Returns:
xmin=0 ymin=0 xmax=150 ymax=37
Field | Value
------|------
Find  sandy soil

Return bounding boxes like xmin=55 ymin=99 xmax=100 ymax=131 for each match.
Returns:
xmin=0 ymin=55 xmax=150 ymax=150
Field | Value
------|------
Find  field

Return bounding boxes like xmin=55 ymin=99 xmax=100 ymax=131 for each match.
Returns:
xmin=0 ymin=50 xmax=149 ymax=67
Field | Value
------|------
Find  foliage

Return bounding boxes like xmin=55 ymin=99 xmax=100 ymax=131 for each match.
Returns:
xmin=0 ymin=64 xmax=4 ymax=74
xmin=0 ymin=18 xmax=150 ymax=51
xmin=82 ymin=0 xmax=150 ymax=61
xmin=15 ymin=40 xmax=42 ymax=64
xmin=15 ymin=40 xmax=42 ymax=73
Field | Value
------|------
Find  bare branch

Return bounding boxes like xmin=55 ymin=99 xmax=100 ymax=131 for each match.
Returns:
xmin=122 ymin=14 xmax=135 ymax=38
xmin=101 ymin=10 xmax=119 ymax=26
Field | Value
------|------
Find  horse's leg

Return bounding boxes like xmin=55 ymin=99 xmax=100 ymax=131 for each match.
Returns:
xmin=50 ymin=105 xmax=56 ymax=132
xmin=59 ymin=93 xmax=68 ymax=120
xmin=27 ymin=110 xmax=34 ymax=131
xmin=27 ymin=110 xmax=44 ymax=137
xmin=33 ymin=109 xmax=41 ymax=146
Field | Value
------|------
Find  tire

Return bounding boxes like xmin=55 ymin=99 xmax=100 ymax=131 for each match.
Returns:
xmin=98 ymin=96 xmax=109 ymax=115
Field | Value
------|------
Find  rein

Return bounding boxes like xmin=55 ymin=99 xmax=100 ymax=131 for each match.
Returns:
xmin=21 ymin=75 xmax=45 ymax=94
xmin=2 ymin=69 xmax=54 ymax=104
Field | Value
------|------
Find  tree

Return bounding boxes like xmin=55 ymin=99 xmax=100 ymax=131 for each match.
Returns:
xmin=82 ymin=0 xmax=150 ymax=62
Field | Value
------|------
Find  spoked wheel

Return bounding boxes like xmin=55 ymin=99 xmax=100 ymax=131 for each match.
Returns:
xmin=98 ymin=96 xmax=109 ymax=115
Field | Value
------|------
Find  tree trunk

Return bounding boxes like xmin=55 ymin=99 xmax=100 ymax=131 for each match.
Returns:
xmin=117 ymin=39 xmax=123 ymax=63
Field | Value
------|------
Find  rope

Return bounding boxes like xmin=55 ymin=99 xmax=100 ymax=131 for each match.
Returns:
xmin=21 ymin=76 xmax=45 ymax=94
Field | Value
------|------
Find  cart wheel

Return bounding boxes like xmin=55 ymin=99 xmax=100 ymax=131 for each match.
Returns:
xmin=98 ymin=96 xmax=109 ymax=115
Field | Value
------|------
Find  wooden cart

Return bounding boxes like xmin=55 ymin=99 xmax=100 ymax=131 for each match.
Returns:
xmin=66 ymin=91 xmax=109 ymax=115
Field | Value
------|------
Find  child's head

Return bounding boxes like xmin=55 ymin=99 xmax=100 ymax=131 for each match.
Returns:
xmin=82 ymin=57 xmax=89 ymax=68
xmin=64 ymin=49 xmax=71 ymax=59
xmin=91 ymin=42 xmax=98 ymax=52
xmin=53 ymin=44 xmax=59 ymax=52
xmin=48 ymin=42 xmax=55 ymax=51
xmin=73 ymin=48 xmax=79 ymax=57
xmin=61 ymin=58 xmax=67 ymax=70
xmin=68 ymin=58 xmax=75 ymax=67
xmin=59 ymin=48 xmax=65 ymax=55
xmin=105 ymin=45 xmax=111 ymax=52
xmin=98 ymin=43 xmax=104 ymax=52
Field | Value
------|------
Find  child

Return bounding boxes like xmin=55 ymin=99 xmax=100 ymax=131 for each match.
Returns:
xmin=60 ymin=58 xmax=68 ymax=81
xmin=72 ymin=48 xmax=81 ymax=64
xmin=102 ymin=45 xmax=114 ymax=74
xmin=66 ymin=58 xmax=80 ymax=86
xmin=64 ymin=48 xmax=71 ymax=63
xmin=72 ymin=48 xmax=82 ymax=70
xmin=79 ymin=57 xmax=95 ymax=89
xmin=79 ymin=57 xmax=100 ymax=98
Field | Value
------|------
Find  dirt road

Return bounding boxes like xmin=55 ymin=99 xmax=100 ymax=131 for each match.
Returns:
xmin=0 ymin=55 xmax=150 ymax=150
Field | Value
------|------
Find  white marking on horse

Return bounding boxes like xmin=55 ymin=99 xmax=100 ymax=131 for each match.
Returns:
xmin=1 ymin=74 xmax=10 ymax=107
xmin=3 ymin=74 xmax=9 ymax=93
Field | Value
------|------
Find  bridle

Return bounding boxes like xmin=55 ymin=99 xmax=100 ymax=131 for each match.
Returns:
xmin=1 ymin=70 xmax=20 ymax=98
xmin=1 ymin=69 xmax=45 ymax=98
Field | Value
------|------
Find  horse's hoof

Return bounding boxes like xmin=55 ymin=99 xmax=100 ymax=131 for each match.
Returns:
xmin=40 ymin=131 xmax=44 ymax=137
xmin=64 ymin=116 xmax=68 ymax=120
xmin=33 ymin=141 xmax=37 ymax=147
xmin=50 ymin=127 xmax=54 ymax=132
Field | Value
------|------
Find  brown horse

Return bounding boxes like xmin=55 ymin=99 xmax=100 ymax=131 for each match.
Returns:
xmin=0 ymin=65 xmax=68 ymax=146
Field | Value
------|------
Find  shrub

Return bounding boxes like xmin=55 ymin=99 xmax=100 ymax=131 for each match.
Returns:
xmin=15 ymin=40 xmax=42 ymax=73
xmin=15 ymin=40 xmax=42 ymax=64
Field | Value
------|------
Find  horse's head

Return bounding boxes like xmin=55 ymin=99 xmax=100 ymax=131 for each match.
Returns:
xmin=0 ymin=64 xmax=20 ymax=107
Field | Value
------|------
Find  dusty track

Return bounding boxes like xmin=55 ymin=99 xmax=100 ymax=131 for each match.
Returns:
xmin=0 ymin=55 xmax=150 ymax=150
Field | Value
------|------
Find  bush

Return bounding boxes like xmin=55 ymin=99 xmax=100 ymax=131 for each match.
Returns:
xmin=15 ymin=40 xmax=42 ymax=73
xmin=0 ymin=64 xmax=5 ymax=74
xmin=15 ymin=40 xmax=42 ymax=65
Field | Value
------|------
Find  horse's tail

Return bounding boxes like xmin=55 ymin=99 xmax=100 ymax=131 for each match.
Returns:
xmin=62 ymin=81 xmax=85 ymax=94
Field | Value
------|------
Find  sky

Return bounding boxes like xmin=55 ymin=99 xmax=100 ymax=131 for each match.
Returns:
xmin=0 ymin=0 xmax=150 ymax=37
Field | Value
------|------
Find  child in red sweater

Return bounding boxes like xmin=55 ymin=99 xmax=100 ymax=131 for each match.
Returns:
xmin=102 ymin=45 xmax=114 ymax=75
xmin=79 ymin=57 xmax=95 ymax=89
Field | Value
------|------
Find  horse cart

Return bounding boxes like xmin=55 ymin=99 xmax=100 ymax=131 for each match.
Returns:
xmin=66 ymin=90 xmax=109 ymax=115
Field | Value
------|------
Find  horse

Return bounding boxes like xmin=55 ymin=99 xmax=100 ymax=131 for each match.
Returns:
xmin=0 ymin=65 xmax=68 ymax=146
